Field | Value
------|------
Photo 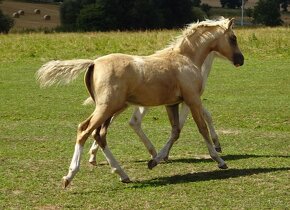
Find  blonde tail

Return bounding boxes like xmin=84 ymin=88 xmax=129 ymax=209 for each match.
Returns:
xmin=36 ymin=59 xmax=94 ymax=87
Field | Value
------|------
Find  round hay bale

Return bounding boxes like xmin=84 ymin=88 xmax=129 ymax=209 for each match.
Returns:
xmin=43 ymin=15 xmax=51 ymax=20
xmin=18 ymin=10 xmax=24 ymax=15
xmin=34 ymin=9 xmax=41 ymax=14
xmin=12 ymin=12 xmax=20 ymax=18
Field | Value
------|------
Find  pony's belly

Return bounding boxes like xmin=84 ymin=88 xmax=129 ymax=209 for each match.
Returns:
xmin=127 ymin=90 xmax=182 ymax=106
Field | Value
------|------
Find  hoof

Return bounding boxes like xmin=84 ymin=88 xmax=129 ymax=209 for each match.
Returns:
xmin=89 ymin=160 xmax=97 ymax=166
xmin=163 ymin=156 xmax=169 ymax=162
xmin=62 ymin=177 xmax=71 ymax=189
xmin=121 ymin=177 xmax=131 ymax=183
xmin=148 ymin=159 xmax=157 ymax=170
xmin=218 ymin=163 xmax=228 ymax=170
xmin=215 ymin=147 xmax=222 ymax=153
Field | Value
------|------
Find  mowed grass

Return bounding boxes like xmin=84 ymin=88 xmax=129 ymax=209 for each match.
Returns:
xmin=0 ymin=27 xmax=289 ymax=209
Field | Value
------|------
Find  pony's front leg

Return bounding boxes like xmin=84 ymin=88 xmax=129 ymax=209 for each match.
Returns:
xmin=148 ymin=104 xmax=180 ymax=169
xmin=203 ymin=107 xmax=221 ymax=153
xmin=187 ymin=98 xmax=227 ymax=169
xmin=129 ymin=106 xmax=157 ymax=158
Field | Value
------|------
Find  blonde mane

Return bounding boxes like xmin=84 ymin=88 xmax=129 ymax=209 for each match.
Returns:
xmin=157 ymin=17 xmax=231 ymax=53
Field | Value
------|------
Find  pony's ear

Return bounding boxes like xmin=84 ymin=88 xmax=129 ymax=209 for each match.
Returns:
xmin=228 ymin=18 xmax=235 ymax=29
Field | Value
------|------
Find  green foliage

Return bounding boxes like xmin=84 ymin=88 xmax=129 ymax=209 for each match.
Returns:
xmin=192 ymin=7 xmax=207 ymax=20
xmin=253 ymin=0 xmax=283 ymax=26
xmin=0 ymin=10 xmax=14 ymax=34
xmin=200 ymin=3 xmax=211 ymax=17
xmin=220 ymin=0 xmax=242 ymax=8
xmin=77 ymin=4 xmax=116 ymax=31
xmin=154 ymin=0 xmax=194 ymax=29
xmin=59 ymin=0 xmax=96 ymax=30
xmin=280 ymin=0 xmax=289 ymax=11
xmin=60 ymin=0 xmax=81 ymax=30
xmin=61 ymin=0 xmax=195 ymax=31
xmin=220 ymin=0 xmax=227 ymax=7
xmin=192 ymin=0 xmax=201 ymax=7
xmin=130 ymin=0 xmax=161 ymax=29
xmin=245 ymin=8 xmax=254 ymax=18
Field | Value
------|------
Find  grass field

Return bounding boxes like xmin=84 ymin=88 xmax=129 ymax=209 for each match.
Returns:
xmin=0 ymin=27 xmax=289 ymax=209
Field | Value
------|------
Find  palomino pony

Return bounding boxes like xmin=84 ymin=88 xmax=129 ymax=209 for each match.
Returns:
xmin=87 ymin=52 xmax=220 ymax=166
xmin=37 ymin=18 xmax=244 ymax=188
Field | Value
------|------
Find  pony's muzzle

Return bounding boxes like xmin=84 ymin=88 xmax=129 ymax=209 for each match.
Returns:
xmin=233 ymin=53 xmax=244 ymax=67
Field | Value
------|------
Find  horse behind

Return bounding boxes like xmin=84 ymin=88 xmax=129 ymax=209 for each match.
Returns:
xmin=37 ymin=17 xmax=244 ymax=188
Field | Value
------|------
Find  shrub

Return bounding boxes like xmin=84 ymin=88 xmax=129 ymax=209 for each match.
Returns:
xmin=220 ymin=0 xmax=242 ymax=8
xmin=253 ymin=0 xmax=283 ymax=26
xmin=200 ymin=3 xmax=211 ymax=17
xmin=192 ymin=7 xmax=206 ymax=20
xmin=0 ymin=10 xmax=14 ymax=34
xmin=192 ymin=0 xmax=201 ymax=7
xmin=154 ymin=0 xmax=194 ymax=29
xmin=77 ymin=4 xmax=117 ymax=31
xmin=62 ymin=0 xmax=195 ymax=31
xmin=60 ymin=0 xmax=80 ymax=30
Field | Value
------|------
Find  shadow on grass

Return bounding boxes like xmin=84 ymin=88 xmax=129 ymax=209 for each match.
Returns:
xmin=134 ymin=154 xmax=290 ymax=164
xmin=131 ymin=167 xmax=290 ymax=188
xmin=131 ymin=154 xmax=290 ymax=188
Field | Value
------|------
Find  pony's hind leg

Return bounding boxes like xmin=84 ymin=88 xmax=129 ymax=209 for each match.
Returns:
xmin=129 ymin=106 xmax=157 ymax=158
xmin=88 ymin=139 xmax=99 ymax=166
xmin=179 ymin=102 xmax=190 ymax=129
xmin=88 ymin=105 xmax=128 ymax=166
xmin=63 ymin=106 xmax=113 ymax=188
xmin=148 ymin=104 xmax=180 ymax=169
xmin=93 ymin=117 xmax=130 ymax=183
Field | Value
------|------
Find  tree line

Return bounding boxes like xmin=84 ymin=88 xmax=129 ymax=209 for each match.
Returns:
xmin=60 ymin=0 xmax=197 ymax=31
xmin=0 ymin=0 xmax=289 ymax=33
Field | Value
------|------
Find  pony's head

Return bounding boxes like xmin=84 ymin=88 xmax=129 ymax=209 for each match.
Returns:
xmin=210 ymin=18 xmax=244 ymax=67
xmin=177 ymin=18 xmax=244 ymax=68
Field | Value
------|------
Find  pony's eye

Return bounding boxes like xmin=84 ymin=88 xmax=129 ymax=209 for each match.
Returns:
xmin=230 ymin=35 xmax=237 ymax=45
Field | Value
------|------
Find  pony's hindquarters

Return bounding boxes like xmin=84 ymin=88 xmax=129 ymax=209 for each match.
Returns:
xmin=36 ymin=59 xmax=94 ymax=87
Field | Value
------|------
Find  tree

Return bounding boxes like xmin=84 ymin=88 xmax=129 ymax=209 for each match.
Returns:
xmin=200 ymin=3 xmax=211 ymax=17
xmin=280 ymin=0 xmax=289 ymax=12
xmin=60 ymin=0 xmax=82 ymax=30
xmin=220 ymin=0 xmax=242 ymax=8
xmin=62 ymin=0 xmax=195 ymax=31
xmin=192 ymin=0 xmax=201 ymax=7
xmin=60 ymin=0 xmax=96 ymax=30
xmin=77 ymin=4 xmax=107 ymax=31
xmin=130 ymin=0 xmax=161 ymax=30
xmin=253 ymin=0 xmax=283 ymax=26
xmin=154 ymin=0 xmax=194 ymax=29
xmin=0 ymin=10 xmax=14 ymax=34
xmin=192 ymin=6 xmax=206 ymax=20
xmin=220 ymin=0 xmax=227 ymax=7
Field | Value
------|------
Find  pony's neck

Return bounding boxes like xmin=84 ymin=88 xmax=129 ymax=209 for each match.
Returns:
xmin=177 ymin=27 xmax=219 ymax=70
xmin=200 ymin=52 xmax=215 ymax=94
xmin=201 ymin=51 xmax=215 ymax=79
